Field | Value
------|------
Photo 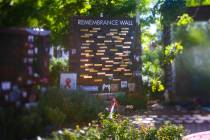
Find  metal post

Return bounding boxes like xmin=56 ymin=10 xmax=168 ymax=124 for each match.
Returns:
xmin=136 ymin=0 xmax=140 ymax=25
xmin=134 ymin=0 xmax=143 ymax=94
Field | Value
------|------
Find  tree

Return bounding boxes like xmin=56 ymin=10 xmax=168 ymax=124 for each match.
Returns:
xmin=186 ymin=0 xmax=210 ymax=7
xmin=88 ymin=0 xmax=136 ymax=17
xmin=0 ymin=0 xmax=91 ymax=45
xmin=0 ymin=0 xmax=158 ymax=46
xmin=0 ymin=0 xmax=141 ymax=46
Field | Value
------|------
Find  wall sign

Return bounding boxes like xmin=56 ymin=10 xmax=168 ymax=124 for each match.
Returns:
xmin=111 ymin=84 xmax=119 ymax=92
xmin=71 ymin=49 xmax=76 ymax=55
xmin=121 ymin=81 xmax=128 ymax=88
xmin=80 ymin=86 xmax=98 ymax=91
xmin=78 ymin=19 xmax=133 ymax=26
xmin=60 ymin=73 xmax=77 ymax=90
xmin=70 ymin=17 xmax=141 ymax=92
xmin=102 ymin=84 xmax=111 ymax=93
xmin=128 ymin=83 xmax=135 ymax=92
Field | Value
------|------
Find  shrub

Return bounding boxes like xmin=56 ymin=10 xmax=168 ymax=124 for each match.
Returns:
xmin=49 ymin=124 xmax=101 ymax=140
xmin=45 ymin=114 xmax=184 ymax=140
xmin=140 ymin=126 xmax=158 ymax=140
xmin=116 ymin=93 xmax=147 ymax=109
xmin=46 ymin=113 xmax=140 ymax=140
xmin=0 ymin=107 xmax=44 ymax=140
xmin=0 ymin=88 xmax=106 ymax=139
xmin=0 ymin=107 xmax=20 ymax=140
xmin=140 ymin=122 xmax=184 ymax=140
xmin=19 ymin=108 xmax=45 ymax=139
xmin=99 ymin=113 xmax=140 ymax=140
xmin=49 ymin=57 xmax=69 ymax=86
xmin=39 ymin=88 xmax=106 ymax=128
xmin=38 ymin=88 xmax=72 ymax=129
xmin=156 ymin=122 xmax=184 ymax=140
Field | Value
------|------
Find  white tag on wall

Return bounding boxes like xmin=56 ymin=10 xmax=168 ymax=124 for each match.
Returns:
xmin=22 ymin=91 xmax=27 ymax=98
xmin=28 ymin=58 xmax=33 ymax=63
xmin=34 ymin=48 xmax=38 ymax=54
xmin=1 ymin=82 xmax=11 ymax=90
xmin=28 ymin=49 xmax=34 ymax=55
xmin=28 ymin=35 xmax=34 ymax=42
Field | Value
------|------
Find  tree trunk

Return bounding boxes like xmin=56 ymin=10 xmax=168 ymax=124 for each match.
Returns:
xmin=163 ymin=24 xmax=173 ymax=99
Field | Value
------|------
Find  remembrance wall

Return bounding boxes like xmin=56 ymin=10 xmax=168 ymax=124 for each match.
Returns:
xmin=69 ymin=17 xmax=141 ymax=92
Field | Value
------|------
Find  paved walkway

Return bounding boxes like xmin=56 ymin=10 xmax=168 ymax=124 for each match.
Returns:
xmin=127 ymin=114 xmax=210 ymax=135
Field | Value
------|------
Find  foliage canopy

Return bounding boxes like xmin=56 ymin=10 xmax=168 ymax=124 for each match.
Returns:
xmin=0 ymin=0 xmax=138 ymax=46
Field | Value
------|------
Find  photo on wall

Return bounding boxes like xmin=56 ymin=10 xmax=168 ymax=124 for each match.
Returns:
xmin=60 ymin=73 xmax=77 ymax=90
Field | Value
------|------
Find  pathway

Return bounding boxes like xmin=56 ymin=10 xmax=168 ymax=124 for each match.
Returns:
xmin=127 ymin=114 xmax=210 ymax=135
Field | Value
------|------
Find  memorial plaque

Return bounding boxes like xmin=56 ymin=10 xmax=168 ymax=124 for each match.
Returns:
xmin=111 ymin=84 xmax=119 ymax=92
xmin=60 ymin=73 xmax=77 ymax=90
xmin=121 ymin=81 xmax=128 ymax=88
xmin=102 ymin=84 xmax=111 ymax=92
xmin=128 ymin=83 xmax=135 ymax=92
xmin=71 ymin=49 xmax=77 ymax=54
xmin=80 ymin=86 xmax=99 ymax=91
xmin=70 ymin=17 xmax=140 ymax=92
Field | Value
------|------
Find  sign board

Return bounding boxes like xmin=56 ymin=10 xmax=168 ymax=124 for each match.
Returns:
xmin=121 ymin=81 xmax=128 ymax=88
xmin=60 ymin=73 xmax=77 ymax=90
xmin=69 ymin=17 xmax=141 ymax=92
xmin=80 ymin=86 xmax=98 ymax=91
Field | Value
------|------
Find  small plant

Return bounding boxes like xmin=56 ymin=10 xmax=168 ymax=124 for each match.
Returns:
xmin=177 ymin=14 xmax=193 ymax=26
xmin=140 ymin=122 xmax=184 ymax=140
xmin=157 ymin=122 xmax=184 ymax=140
xmin=140 ymin=126 xmax=158 ymax=140
xmin=141 ymin=40 xmax=183 ymax=95
xmin=99 ymin=113 xmax=140 ymax=140
xmin=49 ymin=57 xmax=69 ymax=86
xmin=164 ymin=42 xmax=183 ymax=64
xmin=142 ymin=46 xmax=165 ymax=94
